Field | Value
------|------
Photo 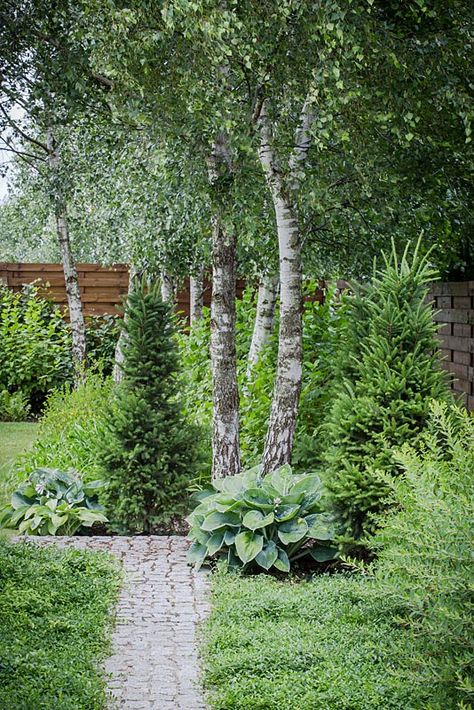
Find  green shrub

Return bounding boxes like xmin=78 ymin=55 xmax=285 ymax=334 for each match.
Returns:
xmin=86 ymin=314 xmax=121 ymax=374
xmin=322 ymin=244 xmax=450 ymax=541
xmin=0 ymin=540 xmax=120 ymax=709
xmin=15 ymin=371 xmax=113 ymax=483
xmin=0 ymin=467 xmax=107 ymax=535
xmin=0 ymin=284 xmax=72 ymax=411
xmin=372 ymin=401 xmax=474 ymax=708
xmin=100 ymin=279 xmax=200 ymax=533
xmin=187 ymin=464 xmax=337 ymax=572
xmin=0 ymin=389 xmax=30 ymax=422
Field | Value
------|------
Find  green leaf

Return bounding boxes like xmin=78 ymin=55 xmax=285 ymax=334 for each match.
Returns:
xmin=305 ymin=513 xmax=335 ymax=541
xmin=235 ymin=531 xmax=264 ymax=564
xmin=242 ymin=488 xmax=274 ymax=511
xmin=265 ymin=464 xmax=293 ymax=495
xmin=309 ymin=544 xmax=339 ymax=562
xmin=277 ymin=518 xmax=308 ymax=545
xmin=11 ymin=492 xmax=33 ymax=510
xmin=201 ymin=511 xmax=241 ymax=531
xmin=255 ymin=540 xmax=278 ymax=570
xmin=224 ymin=529 xmax=237 ymax=546
xmin=274 ymin=504 xmax=300 ymax=522
xmin=242 ymin=510 xmax=274 ymax=530
xmin=291 ymin=475 xmax=323 ymax=498
xmin=273 ymin=548 xmax=290 ymax=573
xmin=187 ymin=541 xmax=207 ymax=570
xmin=206 ymin=531 xmax=225 ymax=556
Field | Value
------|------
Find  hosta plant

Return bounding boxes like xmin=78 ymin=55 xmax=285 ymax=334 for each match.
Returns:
xmin=187 ymin=465 xmax=338 ymax=572
xmin=0 ymin=468 xmax=107 ymax=536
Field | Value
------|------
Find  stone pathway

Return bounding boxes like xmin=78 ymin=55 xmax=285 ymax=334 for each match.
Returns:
xmin=20 ymin=536 xmax=209 ymax=710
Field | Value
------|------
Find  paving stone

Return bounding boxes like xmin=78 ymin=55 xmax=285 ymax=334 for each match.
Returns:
xmin=16 ymin=535 xmax=209 ymax=709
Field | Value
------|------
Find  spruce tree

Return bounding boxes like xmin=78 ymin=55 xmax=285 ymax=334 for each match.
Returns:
xmin=101 ymin=279 xmax=199 ymax=533
xmin=322 ymin=244 xmax=450 ymax=542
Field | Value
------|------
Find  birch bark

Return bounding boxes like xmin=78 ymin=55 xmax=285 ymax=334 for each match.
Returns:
xmin=46 ymin=127 xmax=86 ymax=370
xmin=113 ymin=263 xmax=139 ymax=383
xmin=189 ymin=266 xmax=204 ymax=325
xmin=256 ymin=98 xmax=315 ymax=472
xmin=208 ymin=132 xmax=240 ymax=479
xmin=160 ymin=272 xmax=175 ymax=303
xmin=246 ymin=273 xmax=279 ymax=379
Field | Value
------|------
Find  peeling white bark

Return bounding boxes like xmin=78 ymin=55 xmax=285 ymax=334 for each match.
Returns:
xmin=256 ymin=98 xmax=315 ymax=472
xmin=208 ymin=132 xmax=240 ymax=479
xmin=190 ymin=266 xmax=204 ymax=325
xmin=113 ymin=263 xmax=139 ymax=383
xmin=247 ymin=273 xmax=279 ymax=379
xmin=47 ymin=127 xmax=86 ymax=371
xmin=160 ymin=272 xmax=175 ymax=303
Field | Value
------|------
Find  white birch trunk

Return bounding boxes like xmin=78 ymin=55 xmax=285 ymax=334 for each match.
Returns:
xmin=208 ymin=132 xmax=240 ymax=479
xmin=47 ymin=127 xmax=86 ymax=371
xmin=247 ymin=273 xmax=279 ymax=379
xmin=256 ymin=99 xmax=315 ymax=472
xmin=160 ymin=272 xmax=174 ymax=303
xmin=189 ymin=266 xmax=204 ymax=325
xmin=113 ymin=263 xmax=139 ymax=383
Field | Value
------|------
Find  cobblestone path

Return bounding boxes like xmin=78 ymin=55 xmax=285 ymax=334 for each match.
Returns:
xmin=21 ymin=536 xmax=209 ymax=710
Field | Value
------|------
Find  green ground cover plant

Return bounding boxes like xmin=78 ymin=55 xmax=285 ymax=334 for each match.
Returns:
xmin=0 ymin=540 xmax=120 ymax=709
xmin=202 ymin=571 xmax=421 ymax=710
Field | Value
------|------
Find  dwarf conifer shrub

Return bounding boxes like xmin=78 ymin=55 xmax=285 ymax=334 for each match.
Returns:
xmin=322 ymin=244 xmax=450 ymax=541
xmin=100 ymin=279 xmax=199 ymax=533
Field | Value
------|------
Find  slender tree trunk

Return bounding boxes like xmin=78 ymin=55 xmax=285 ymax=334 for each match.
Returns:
xmin=208 ymin=132 xmax=240 ymax=479
xmin=160 ymin=272 xmax=174 ymax=303
xmin=247 ymin=273 xmax=279 ymax=379
xmin=189 ymin=266 xmax=204 ymax=325
xmin=113 ymin=263 xmax=138 ymax=383
xmin=47 ymin=127 xmax=86 ymax=371
xmin=256 ymin=98 xmax=315 ymax=472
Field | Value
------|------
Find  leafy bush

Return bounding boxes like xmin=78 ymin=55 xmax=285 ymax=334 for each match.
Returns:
xmin=321 ymin=244 xmax=450 ymax=541
xmin=0 ymin=389 xmax=30 ymax=422
xmin=100 ymin=279 xmax=200 ymax=533
xmin=187 ymin=464 xmax=337 ymax=572
xmin=0 ymin=284 xmax=72 ymax=412
xmin=86 ymin=314 xmax=120 ymax=374
xmin=15 ymin=371 xmax=113 ymax=483
xmin=372 ymin=401 xmax=474 ymax=708
xmin=0 ymin=540 xmax=120 ymax=709
xmin=0 ymin=468 xmax=107 ymax=535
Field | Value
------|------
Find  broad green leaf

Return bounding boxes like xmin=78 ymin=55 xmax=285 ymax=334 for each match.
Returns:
xmin=305 ymin=513 xmax=335 ymax=541
xmin=241 ymin=465 xmax=262 ymax=488
xmin=215 ymin=498 xmax=242 ymax=513
xmin=274 ymin=548 xmax=290 ymax=573
xmin=277 ymin=517 xmax=308 ymax=545
xmin=187 ymin=541 xmax=207 ymax=570
xmin=242 ymin=488 xmax=274 ymax=511
xmin=235 ymin=531 xmax=264 ymax=564
xmin=309 ymin=544 xmax=339 ymax=562
xmin=206 ymin=531 xmax=225 ymax=556
xmin=265 ymin=464 xmax=293 ymax=495
xmin=242 ymin=510 xmax=274 ymax=530
xmin=201 ymin=511 xmax=241 ymax=531
xmin=255 ymin=540 xmax=278 ymax=570
xmin=224 ymin=529 xmax=237 ymax=545
xmin=291 ymin=475 xmax=323 ymax=497
xmin=274 ymin=504 xmax=300 ymax=522
xmin=11 ymin=492 xmax=33 ymax=510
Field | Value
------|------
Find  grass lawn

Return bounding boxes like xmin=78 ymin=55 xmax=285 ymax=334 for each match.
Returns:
xmin=202 ymin=571 xmax=430 ymax=710
xmin=0 ymin=422 xmax=38 ymax=505
xmin=0 ymin=540 xmax=121 ymax=710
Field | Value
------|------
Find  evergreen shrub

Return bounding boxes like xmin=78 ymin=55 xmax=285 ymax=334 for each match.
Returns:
xmin=322 ymin=244 xmax=450 ymax=541
xmin=100 ymin=279 xmax=199 ymax=533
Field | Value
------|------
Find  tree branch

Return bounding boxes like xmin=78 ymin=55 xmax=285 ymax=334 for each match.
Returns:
xmin=0 ymin=105 xmax=48 ymax=153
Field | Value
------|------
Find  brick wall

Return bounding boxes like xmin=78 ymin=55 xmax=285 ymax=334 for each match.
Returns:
xmin=430 ymin=281 xmax=474 ymax=410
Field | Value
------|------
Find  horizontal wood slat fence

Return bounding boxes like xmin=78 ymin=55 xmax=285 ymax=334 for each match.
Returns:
xmin=1 ymin=264 xmax=472 ymax=410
